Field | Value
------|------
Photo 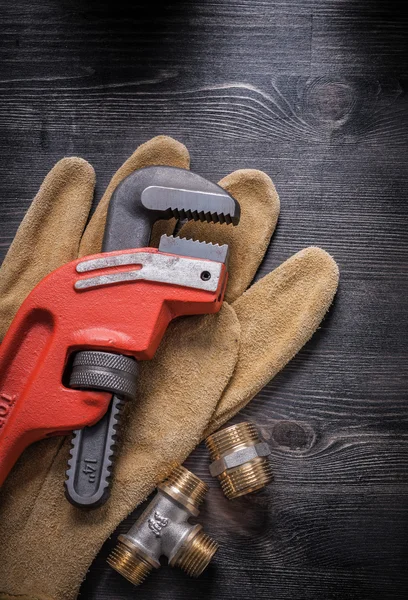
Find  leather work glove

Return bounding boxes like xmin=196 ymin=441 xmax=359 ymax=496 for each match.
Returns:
xmin=0 ymin=136 xmax=339 ymax=600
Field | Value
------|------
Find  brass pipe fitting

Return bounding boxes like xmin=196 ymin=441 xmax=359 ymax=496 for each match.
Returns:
xmin=206 ymin=422 xmax=273 ymax=499
xmin=107 ymin=466 xmax=218 ymax=585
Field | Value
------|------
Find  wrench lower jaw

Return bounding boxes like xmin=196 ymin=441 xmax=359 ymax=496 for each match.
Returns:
xmin=65 ymin=395 xmax=126 ymax=509
xmin=65 ymin=351 xmax=139 ymax=508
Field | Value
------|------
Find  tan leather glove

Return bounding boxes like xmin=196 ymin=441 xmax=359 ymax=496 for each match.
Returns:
xmin=0 ymin=136 xmax=339 ymax=600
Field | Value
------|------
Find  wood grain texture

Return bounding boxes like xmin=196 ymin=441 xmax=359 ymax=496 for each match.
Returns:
xmin=0 ymin=1 xmax=407 ymax=599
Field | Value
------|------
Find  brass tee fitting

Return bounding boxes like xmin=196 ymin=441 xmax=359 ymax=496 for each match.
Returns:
xmin=206 ymin=422 xmax=273 ymax=499
xmin=107 ymin=465 xmax=218 ymax=585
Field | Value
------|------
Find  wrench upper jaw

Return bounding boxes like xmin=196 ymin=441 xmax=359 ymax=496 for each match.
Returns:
xmin=141 ymin=185 xmax=240 ymax=226
xmin=103 ymin=166 xmax=240 ymax=252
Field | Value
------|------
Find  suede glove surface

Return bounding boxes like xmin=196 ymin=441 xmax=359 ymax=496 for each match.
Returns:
xmin=0 ymin=136 xmax=339 ymax=600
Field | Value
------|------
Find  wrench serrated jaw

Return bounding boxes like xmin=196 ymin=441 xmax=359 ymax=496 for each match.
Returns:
xmin=158 ymin=235 xmax=229 ymax=264
xmin=141 ymin=186 xmax=240 ymax=225
xmin=65 ymin=395 xmax=126 ymax=508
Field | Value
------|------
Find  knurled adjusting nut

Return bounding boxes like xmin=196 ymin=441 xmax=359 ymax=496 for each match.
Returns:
xmin=209 ymin=442 xmax=271 ymax=477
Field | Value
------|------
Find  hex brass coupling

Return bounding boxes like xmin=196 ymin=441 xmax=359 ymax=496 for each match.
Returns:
xmin=107 ymin=466 xmax=218 ymax=585
xmin=206 ymin=422 xmax=273 ymax=499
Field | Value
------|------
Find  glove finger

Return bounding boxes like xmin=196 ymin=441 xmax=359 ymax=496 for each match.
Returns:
xmin=205 ymin=247 xmax=339 ymax=436
xmin=0 ymin=158 xmax=95 ymax=340
xmin=78 ymin=135 xmax=190 ymax=257
xmin=178 ymin=169 xmax=280 ymax=303
xmin=0 ymin=304 xmax=240 ymax=600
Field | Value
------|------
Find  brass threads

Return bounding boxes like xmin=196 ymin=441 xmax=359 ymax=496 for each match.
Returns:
xmin=172 ymin=527 xmax=219 ymax=577
xmin=220 ymin=458 xmax=274 ymax=499
xmin=206 ymin=422 xmax=273 ymax=499
xmin=160 ymin=465 xmax=208 ymax=513
xmin=207 ymin=422 xmax=259 ymax=456
xmin=107 ymin=540 xmax=154 ymax=585
xmin=107 ymin=465 xmax=217 ymax=586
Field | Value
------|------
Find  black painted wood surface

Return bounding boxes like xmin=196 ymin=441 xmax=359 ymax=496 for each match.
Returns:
xmin=0 ymin=1 xmax=407 ymax=599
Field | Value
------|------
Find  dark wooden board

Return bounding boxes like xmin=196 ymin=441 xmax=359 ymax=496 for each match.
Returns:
xmin=0 ymin=1 xmax=407 ymax=599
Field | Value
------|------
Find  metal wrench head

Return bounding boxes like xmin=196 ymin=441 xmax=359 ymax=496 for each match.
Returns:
xmin=65 ymin=168 xmax=240 ymax=509
xmin=103 ymin=166 xmax=240 ymax=252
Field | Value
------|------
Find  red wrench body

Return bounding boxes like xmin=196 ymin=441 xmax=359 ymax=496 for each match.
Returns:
xmin=0 ymin=246 xmax=227 ymax=486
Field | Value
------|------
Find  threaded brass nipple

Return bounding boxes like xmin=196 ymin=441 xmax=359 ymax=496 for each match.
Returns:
xmin=206 ymin=422 xmax=273 ymax=499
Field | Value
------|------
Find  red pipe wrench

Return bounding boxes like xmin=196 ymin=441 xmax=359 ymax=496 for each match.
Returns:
xmin=0 ymin=166 xmax=240 ymax=496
